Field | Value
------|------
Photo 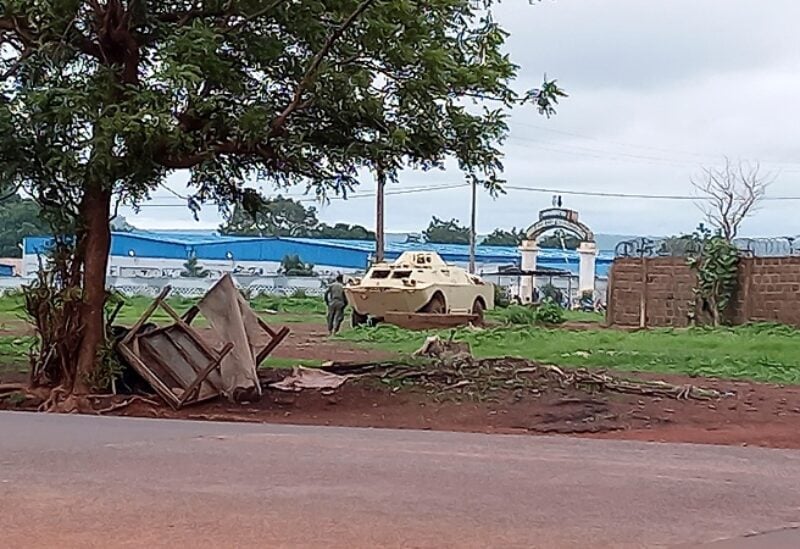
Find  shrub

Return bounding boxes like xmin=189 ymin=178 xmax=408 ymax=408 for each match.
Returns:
xmin=533 ymin=299 xmax=565 ymax=325
xmin=499 ymin=305 xmax=538 ymax=325
xmin=290 ymin=288 xmax=309 ymax=299
xmin=540 ymin=283 xmax=562 ymax=304
xmin=493 ymin=284 xmax=511 ymax=308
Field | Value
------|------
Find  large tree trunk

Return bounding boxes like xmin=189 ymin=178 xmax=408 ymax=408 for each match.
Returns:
xmin=74 ymin=184 xmax=112 ymax=394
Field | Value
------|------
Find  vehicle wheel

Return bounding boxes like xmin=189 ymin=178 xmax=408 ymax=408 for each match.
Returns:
xmin=422 ymin=293 xmax=446 ymax=314
xmin=351 ymin=310 xmax=368 ymax=327
xmin=472 ymin=299 xmax=485 ymax=324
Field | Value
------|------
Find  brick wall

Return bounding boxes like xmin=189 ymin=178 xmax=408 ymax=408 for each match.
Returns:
xmin=606 ymin=256 xmax=800 ymax=328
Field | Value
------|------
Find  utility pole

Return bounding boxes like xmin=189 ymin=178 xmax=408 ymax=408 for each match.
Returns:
xmin=375 ymin=168 xmax=386 ymax=263
xmin=468 ymin=178 xmax=477 ymax=274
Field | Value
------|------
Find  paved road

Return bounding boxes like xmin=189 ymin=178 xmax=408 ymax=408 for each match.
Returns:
xmin=1 ymin=412 xmax=799 ymax=548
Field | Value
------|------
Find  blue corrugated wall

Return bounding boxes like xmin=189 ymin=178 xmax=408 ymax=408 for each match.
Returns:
xmin=23 ymin=231 xmax=613 ymax=276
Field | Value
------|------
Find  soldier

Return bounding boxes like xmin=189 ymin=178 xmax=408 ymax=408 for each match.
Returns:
xmin=324 ymin=274 xmax=347 ymax=335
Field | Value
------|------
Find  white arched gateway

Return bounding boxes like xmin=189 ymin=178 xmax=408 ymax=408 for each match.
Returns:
xmin=518 ymin=207 xmax=597 ymax=303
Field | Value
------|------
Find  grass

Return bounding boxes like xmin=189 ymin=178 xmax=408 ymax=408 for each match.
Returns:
xmin=487 ymin=306 xmax=604 ymax=325
xmin=260 ymin=357 xmax=323 ymax=369
xmin=5 ymin=289 xmax=800 ymax=386
xmin=0 ymin=292 xmax=326 ymax=377
xmin=0 ymin=292 xmax=327 ymax=327
xmin=0 ymin=335 xmax=35 ymax=376
xmin=109 ymin=293 xmax=325 ymax=326
xmin=563 ymin=310 xmax=605 ymax=323
xmin=338 ymin=322 xmax=800 ymax=385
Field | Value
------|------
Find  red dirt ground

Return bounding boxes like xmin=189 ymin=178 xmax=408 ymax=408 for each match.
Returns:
xmin=4 ymin=321 xmax=800 ymax=450
xmin=93 ymin=370 xmax=800 ymax=450
xmin=268 ymin=323 xmax=395 ymax=363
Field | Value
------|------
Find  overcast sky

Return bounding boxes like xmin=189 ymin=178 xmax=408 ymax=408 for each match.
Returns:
xmin=126 ymin=0 xmax=800 ymax=237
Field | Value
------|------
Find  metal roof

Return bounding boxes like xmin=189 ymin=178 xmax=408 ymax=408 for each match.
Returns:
xmin=23 ymin=231 xmax=613 ymax=276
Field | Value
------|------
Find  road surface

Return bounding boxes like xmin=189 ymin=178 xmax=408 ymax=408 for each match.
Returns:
xmin=1 ymin=412 xmax=799 ymax=548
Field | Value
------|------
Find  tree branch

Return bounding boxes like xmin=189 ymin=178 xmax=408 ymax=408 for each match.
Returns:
xmin=692 ymin=158 xmax=772 ymax=241
xmin=270 ymin=0 xmax=379 ymax=135
xmin=155 ymin=140 xmax=278 ymax=170
xmin=223 ymin=0 xmax=291 ymax=33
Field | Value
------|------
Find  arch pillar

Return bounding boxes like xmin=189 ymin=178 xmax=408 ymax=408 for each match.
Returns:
xmin=577 ymin=241 xmax=597 ymax=295
xmin=518 ymin=239 xmax=538 ymax=303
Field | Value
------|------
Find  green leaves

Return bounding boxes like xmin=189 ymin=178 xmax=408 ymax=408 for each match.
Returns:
xmin=423 ymin=216 xmax=470 ymax=244
xmin=688 ymin=233 xmax=740 ymax=326
xmin=2 ymin=0 xmax=559 ymax=239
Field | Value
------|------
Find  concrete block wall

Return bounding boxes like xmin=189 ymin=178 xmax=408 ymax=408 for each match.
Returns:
xmin=606 ymin=256 xmax=800 ymax=328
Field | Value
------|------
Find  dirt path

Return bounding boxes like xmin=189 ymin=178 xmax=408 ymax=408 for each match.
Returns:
xmin=94 ymin=367 xmax=800 ymax=450
xmin=269 ymin=323 xmax=394 ymax=363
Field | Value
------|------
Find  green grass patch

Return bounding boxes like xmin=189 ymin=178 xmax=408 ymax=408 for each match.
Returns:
xmin=259 ymin=357 xmax=323 ymax=369
xmin=111 ymin=295 xmax=199 ymax=326
xmin=0 ymin=335 xmax=34 ymax=375
xmin=339 ymin=322 xmax=800 ymax=385
xmin=0 ymin=291 xmax=27 ymax=323
xmin=563 ymin=310 xmax=605 ymax=323
xmin=250 ymin=294 xmax=326 ymax=316
xmin=0 ymin=292 xmax=327 ymax=326
xmin=488 ymin=306 xmax=604 ymax=326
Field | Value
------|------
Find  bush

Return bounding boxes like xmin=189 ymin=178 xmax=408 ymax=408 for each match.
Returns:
xmin=533 ymin=299 xmax=566 ymax=325
xmin=290 ymin=288 xmax=309 ymax=299
xmin=493 ymin=284 xmax=511 ymax=308
xmin=498 ymin=305 xmax=538 ymax=325
xmin=540 ymin=283 xmax=562 ymax=304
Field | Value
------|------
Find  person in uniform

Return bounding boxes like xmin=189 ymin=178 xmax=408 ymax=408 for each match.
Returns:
xmin=324 ymin=274 xmax=347 ymax=335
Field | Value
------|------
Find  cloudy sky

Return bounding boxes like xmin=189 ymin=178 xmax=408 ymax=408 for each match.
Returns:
xmin=126 ymin=0 xmax=800 ymax=237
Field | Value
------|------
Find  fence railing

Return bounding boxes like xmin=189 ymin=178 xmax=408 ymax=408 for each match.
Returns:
xmin=0 ymin=275 xmax=326 ymax=297
xmin=614 ymin=236 xmax=800 ymax=258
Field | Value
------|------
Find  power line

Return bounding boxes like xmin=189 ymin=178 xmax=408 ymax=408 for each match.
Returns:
xmin=505 ymin=184 xmax=800 ymax=201
xmin=129 ymin=183 xmax=469 ymax=208
xmin=508 ymin=135 xmax=699 ymax=168
xmin=512 ymin=121 xmax=800 ymax=168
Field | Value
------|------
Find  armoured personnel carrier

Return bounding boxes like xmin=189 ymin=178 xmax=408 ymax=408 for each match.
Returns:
xmin=345 ymin=251 xmax=494 ymax=327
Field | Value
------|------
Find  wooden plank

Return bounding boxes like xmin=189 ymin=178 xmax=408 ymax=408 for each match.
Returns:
xmin=159 ymin=300 xmax=221 ymax=360
xmin=162 ymin=329 xmax=222 ymax=392
xmin=182 ymin=305 xmax=200 ymax=325
xmin=138 ymin=336 xmax=193 ymax=390
xmin=256 ymin=316 xmax=278 ymax=337
xmin=120 ymin=285 xmax=172 ymax=346
xmin=255 ymin=326 xmax=290 ymax=366
xmin=117 ymin=344 xmax=181 ymax=409
xmin=178 ymin=342 xmax=233 ymax=409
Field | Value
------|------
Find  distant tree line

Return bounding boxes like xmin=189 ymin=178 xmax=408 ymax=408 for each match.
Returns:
xmin=423 ymin=217 xmax=580 ymax=249
xmin=220 ymin=194 xmax=374 ymax=240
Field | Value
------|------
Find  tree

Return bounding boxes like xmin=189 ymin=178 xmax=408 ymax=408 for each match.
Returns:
xmin=0 ymin=1 xmax=560 ymax=398
xmin=279 ymin=254 xmax=315 ymax=277
xmin=538 ymin=230 xmax=580 ymax=250
xmin=423 ymin=217 xmax=470 ymax=244
xmin=110 ymin=215 xmax=136 ymax=232
xmin=220 ymin=195 xmax=319 ymax=236
xmin=482 ymin=228 xmax=523 ymax=247
xmin=692 ymin=158 xmax=773 ymax=242
xmin=220 ymin=193 xmax=374 ymax=239
xmin=0 ymin=195 xmax=50 ymax=258
xmin=180 ymin=256 xmax=209 ymax=278
xmin=313 ymin=223 xmax=375 ymax=240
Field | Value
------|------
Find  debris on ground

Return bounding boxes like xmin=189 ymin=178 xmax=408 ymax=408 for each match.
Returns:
xmin=113 ymin=274 xmax=290 ymax=409
xmin=413 ymin=334 xmax=471 ymax=359
xmin=269 ymin=366 xmax=351 ymax=392
xmin=322 ymin=354 xmax=730 ymax=402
